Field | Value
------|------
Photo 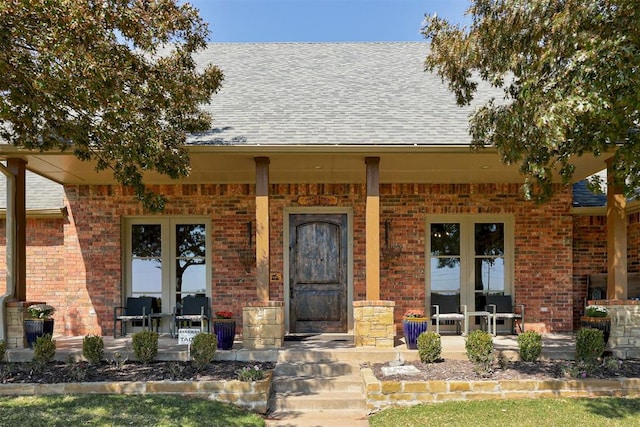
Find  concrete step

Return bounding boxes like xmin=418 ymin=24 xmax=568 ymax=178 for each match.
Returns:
xmin=274 ymin=361 xmax=359 ymax=377
xmin=264 ymin=409 xmax=369 ymax=427
xmin=272 ymin=375 xmax=363 ymax=393
xmin=271 ymin=391 xmax=367 ymax=411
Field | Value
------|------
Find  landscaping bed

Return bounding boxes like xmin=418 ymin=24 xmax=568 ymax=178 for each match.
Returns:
xmin=0 ymin=360 xmax=275 ymax=384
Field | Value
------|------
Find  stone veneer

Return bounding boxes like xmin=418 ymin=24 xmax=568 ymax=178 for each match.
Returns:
xmin=0 ymin=373 xmax=273 ymax=414
xmin=4 ymin=300 xmax=45 ymax=349
xmin=361 ymin=368 xmax=640 ymax=413
xmin=353 ymin=300 xmax=395 ymax=348
xmin=242 ymin=301 xmax=285 ymax=349
xmin=596 ymin=300 xmax=640 ymax=359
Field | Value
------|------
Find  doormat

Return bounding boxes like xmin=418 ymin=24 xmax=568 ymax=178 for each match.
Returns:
xmin=284 ymin=334 xmax=315 ymax=341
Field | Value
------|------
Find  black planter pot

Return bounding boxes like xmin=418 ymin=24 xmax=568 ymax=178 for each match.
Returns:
xmin=24 ymin=319 xmax=54 ymax=348
xmin=580 ymin=316 xmax=611 ymax=345
xmin=213 ymin=320 xmax=236 ymax=350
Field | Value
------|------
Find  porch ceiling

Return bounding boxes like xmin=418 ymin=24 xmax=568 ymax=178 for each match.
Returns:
xmin=0 ymin=145 xmax=608 ymax=185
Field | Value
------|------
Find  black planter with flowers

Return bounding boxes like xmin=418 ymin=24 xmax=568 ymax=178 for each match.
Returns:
xmin=402 ymin=309 xmax=428 ymax=350
xmin=213 ymin=311 xmax=236 ymax=350
xmin=24 ymin=304 xmax=55 ymax=348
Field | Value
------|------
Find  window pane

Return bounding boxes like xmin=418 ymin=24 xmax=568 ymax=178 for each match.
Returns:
xmin=175 ymin=223 xmax=207 ymax=299
xmin=132 ymin=224 xmax=161 ymax=257
xmin=430 ymin=258 xmax=460 ymax=292
xmin=131 ymin=258 xmax=162 ymax=295
xmin=475 ymin=223 xmax=504 ymax=256
xmin=176 ymin=260 xmax=206 ymax=294
xmin=176 ymin=224 xmax=206 ymax=258
xmin=430 ymin=223 xmax=460 ymax=256
xmin=474 ymin=258 xmax=505 ymax=292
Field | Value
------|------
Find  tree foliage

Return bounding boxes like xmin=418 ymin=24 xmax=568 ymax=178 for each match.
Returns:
xmin=423 ymin=0 xmax=639 ymax=200
xmin=0 ymin=0 xmax=223 ymax=211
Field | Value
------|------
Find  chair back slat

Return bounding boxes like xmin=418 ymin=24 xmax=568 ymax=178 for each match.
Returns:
xmin=486 ymin=295 xmax=513 ymax=312
xmin=431 ymin=294 xmax=459 ymax=314
xmin=181 ymin=296 xmax=209 ymax=316
xmin=126 ymin=297 xmax=154 ymax=316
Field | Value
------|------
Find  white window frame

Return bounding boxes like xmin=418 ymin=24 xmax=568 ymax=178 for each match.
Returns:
xmin=123 ymin=217 xmax=212 ymax=315
xmin=425 ymin=214 xmax=514 ymax=309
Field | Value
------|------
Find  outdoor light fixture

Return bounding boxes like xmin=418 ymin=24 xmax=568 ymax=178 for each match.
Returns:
xmin=237 ymin=221 xmax=255 ymax=273
xmin=381 ymin=219 xmax=402 ymax=262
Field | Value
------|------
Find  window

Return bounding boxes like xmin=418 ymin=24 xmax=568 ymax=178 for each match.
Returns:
xmin=125 ymin=218 xmax=210 ymax=320
xmin=427 ymin=216 xmax=513 ymax=312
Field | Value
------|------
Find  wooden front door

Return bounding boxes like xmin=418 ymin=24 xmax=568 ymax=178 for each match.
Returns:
xmin=289 ymin=213 xmax=348 ymax=333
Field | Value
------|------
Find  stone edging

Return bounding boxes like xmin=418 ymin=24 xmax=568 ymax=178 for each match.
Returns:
xmin=361 ymin=368 xmax=640 ymax=413
xmin=0 ymin=373 xmax=273 ymax=414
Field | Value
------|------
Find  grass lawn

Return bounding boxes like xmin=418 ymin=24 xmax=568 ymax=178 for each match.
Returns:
xmin=369 ymin=397 xmax=640 ymax=427
xmin=0 ymin=395 xmax=265 ymax=427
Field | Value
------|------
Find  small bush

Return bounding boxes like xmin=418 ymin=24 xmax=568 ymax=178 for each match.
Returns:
xmin=0 ymin=340 xmax=6 ymax=362
xmin=575 ymin=327 xmax=605 ymax=363
xmin=191 ymin=333 xmax=217 ymax=369
xmin=237 ymin=365 xmax=265 ymax=382
xmin=33 ymin=334 xmax=56 ymax=364
xmin=416 ymin=331 xmax=441 ymax=363
xmin=82 ymin=335 xmax=104 ymax=364
xmin=132 ymin=330 xmax=158 ymax=364
xmin=517 ymin=331 xmax=543 ymax=362
xmin=465 ymin=329 xmax=494 ymax=376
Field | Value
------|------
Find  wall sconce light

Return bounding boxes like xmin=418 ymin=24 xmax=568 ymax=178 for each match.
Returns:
xmin=381 ymin=219 xmax=402 ymax=262
xmin=237 ymin=221 xmax=256 ymax=273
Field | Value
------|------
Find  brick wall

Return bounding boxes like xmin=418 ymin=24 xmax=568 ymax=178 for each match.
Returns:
xmin=3 ymin=181 xmax=578 ymax=336
xmin=572 ymin=211 xmax=640 ymax=328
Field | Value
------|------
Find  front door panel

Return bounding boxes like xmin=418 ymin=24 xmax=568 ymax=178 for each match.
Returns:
xmin=289 ymin=214 xmax=347 ymax=333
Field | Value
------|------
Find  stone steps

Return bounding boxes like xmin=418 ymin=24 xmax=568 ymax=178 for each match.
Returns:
xmin=267 ymin=359 xmax=368 ymax=426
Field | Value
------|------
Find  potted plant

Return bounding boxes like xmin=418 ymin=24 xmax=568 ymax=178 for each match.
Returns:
xmin=402 ymin=309 xmax=428 ymax=350
xmin=581 ymin=305 xmax=611 ymax=345
xmin=213 ymin=310 xmax=236 ymax=350
xmin=24 ymin=303 xmax=55 ymax=348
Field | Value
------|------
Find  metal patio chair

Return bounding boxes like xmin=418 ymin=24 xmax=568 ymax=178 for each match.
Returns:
xmin=486 ymin=294 xmax=524 ymax=335
xmin=431 ymin=294 xmax=467 ymax=335
xmin=172 ymin=295 xmax=210 ymax=338
xmin=113 ymin=296 xmax=155 ymax=338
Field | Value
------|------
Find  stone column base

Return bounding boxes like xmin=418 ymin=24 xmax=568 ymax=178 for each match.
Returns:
xmin=5 ymin=301 xmax=45 ymax=349
xmin=242 ymin=301 xmax=285 ymax=349
xmin=353 ymin=300 xmax=395 ymax=348
xmin=602 ymin=301 xmax=640 ymax=359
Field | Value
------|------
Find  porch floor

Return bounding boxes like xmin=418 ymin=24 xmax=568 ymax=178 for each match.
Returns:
xmin=4 ymin=332 xmax=576 ymax=363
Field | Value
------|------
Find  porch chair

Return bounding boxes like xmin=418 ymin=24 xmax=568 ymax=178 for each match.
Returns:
xmin=172 ymin=295 xmax=210 ymax=338
xmin=431 ymin=294 xmax=467 ymax=335
xmin=113 ymin=296 xmax=155 ymax=338
xmin=485 ymin=294 xmax=524 ymax=335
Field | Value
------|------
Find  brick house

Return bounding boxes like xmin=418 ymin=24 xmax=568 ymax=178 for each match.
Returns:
xmin=1 ymin=43 xmax=637 ymax=346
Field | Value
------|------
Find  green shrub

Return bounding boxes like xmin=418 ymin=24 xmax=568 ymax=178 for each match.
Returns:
xmin=517 ymin=331 xmax=543 ymax=362
xmin=82 ymin=334 xmax=104 ymax=364
xmin=575 ymin=327 xmax=605 ymax=363
xmin=132 ymin=330 xmax=158 ymax=364
xmin=416 ymin=331 xmax=441 ymax=363
xmin=191 ymin=333 xmax=217 ymax=369
xmin=33 ymin=334 xmax=56 ymax=364
xmin=0 ymin=340 xmax=6 ymax=362
xmin=465 ymin=329 xmax=494 ymax=376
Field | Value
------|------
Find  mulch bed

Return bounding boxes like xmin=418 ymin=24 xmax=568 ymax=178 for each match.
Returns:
xmin=0 ymin=361 xmax=275 ymax=384
xmin=370 ymin=358 xmax=640 ymax=382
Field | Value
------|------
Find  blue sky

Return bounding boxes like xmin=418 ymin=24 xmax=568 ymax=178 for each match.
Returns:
xmin=183 ymin=0 xmax=470 ymax=42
